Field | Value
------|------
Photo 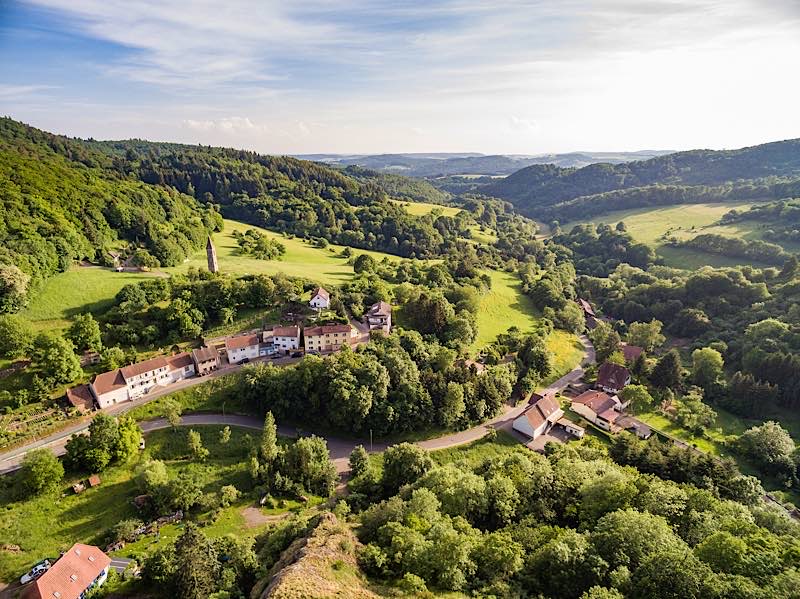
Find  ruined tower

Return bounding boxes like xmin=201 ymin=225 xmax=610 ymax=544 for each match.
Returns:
xmin=207 ymin=236 xmax=219 ymax=273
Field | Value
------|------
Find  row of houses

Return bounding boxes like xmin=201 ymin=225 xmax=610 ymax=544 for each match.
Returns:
xmin=67 ymin=301 xmax=393 ymax=411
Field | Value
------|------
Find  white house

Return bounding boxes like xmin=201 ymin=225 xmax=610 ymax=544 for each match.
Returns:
xmin=512 ymin=393 xmax=564 ymax=440
xmin=309 ymin=287 xmax=330 ymax=310
xmin=365 ymin=301 xmax=392 ymax=334
xmin=225 ymin=333 xmax=261 ymax=364
xmin=166 ymin=352 xmax=196 ymax=383
xmin=272 ymin=325 xmax=300 ymax=353
xmin=121 ymin=356 xmax=171 ymax=399
xmin=90 ymin=369 xmax=129 ymax=409
xmin=571 ymin=390 xmax=624 ymax=431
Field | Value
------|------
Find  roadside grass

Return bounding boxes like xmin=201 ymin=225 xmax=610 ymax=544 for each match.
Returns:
xmin=0 ymin=425 xmax=311 ymax=583
xmin=430 ymin=430 xmax=522 ymax=467
xmin=561 ymin=201 xmax=781 ymax=269
xmin=21 ymin=268 xmax=158 ymax=330
xmin=544 ymin=330 xmax=585 ymax=386
xmin=390 ymin=200 xmax=462 ymax=217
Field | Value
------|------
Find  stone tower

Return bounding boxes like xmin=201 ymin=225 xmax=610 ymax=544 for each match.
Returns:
xmin=206 ymin=236 xmax=219 ymax=273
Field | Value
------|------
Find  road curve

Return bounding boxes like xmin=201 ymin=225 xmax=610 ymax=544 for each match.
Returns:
xmin=0 ymin=335 xmax=594 ymax=475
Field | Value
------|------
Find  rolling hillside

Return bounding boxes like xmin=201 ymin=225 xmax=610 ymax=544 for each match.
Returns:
xmin=482 ymin=138 xmax=800 ymax=219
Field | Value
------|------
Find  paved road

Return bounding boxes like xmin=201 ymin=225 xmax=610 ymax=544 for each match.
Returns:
xmin=0 ymin=335 xmax=595 ymax=475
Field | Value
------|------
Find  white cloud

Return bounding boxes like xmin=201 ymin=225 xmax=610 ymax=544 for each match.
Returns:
xmin=182 ymin=117 xmax=266 ymax=134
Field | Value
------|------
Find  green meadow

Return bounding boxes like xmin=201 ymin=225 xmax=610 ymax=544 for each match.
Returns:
xmin=562 ymin=201 xmax=784 ymax=269
xmin=390 ymin=199 xmax=462 ymax=217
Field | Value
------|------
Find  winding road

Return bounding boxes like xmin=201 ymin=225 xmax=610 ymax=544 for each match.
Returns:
xmin=0 ymin=336 xmax=595 ymax=475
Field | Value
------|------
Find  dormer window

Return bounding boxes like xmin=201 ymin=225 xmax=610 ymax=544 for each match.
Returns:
xmin=70 ymin=574 xmax=78 ymax=581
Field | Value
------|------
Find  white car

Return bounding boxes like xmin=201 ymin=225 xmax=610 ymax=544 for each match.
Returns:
xmin=20 ymin=560 xmax=50 ymax=585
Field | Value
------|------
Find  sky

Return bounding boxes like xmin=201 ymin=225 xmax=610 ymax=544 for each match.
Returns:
xmin=1 ymin=0 xmax=799 ymax=155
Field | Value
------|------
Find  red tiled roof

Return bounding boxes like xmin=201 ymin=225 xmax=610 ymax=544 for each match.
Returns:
xmin=225 ymin=334 xmax=260 ymax=350
xmin=305 ymin=324 xmax=352 ymax=336
xmin=91 ymin=369 xmax=126 ymax=396
xmin=166 ymin=352 xmax=193 ymax=370
xmin=597 ymin=362 xmax=631 ymax=391
xmin=521 ymin=393 xmax=563 ymax=430
xmin=311 ymin=287 xmax=330 ymax=301
xmin=572 ymin=390 xmax=618 ymax=416
xmin=23 ymin=543 xmax=111 ymax=599
xmin=120 ymin=356 xmax=168 ymax=379
xmin=622 ymin=345 xmax=644 ymax=362
xmin=273 ymin=325 xmax=299 ymax=337
xmin=88 ymin=474 xmax=101 ymax=487
xmin=65 ymin=385 xmax=94 ymax=411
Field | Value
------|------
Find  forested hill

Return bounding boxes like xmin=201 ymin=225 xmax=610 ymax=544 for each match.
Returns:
xmin=482 ymin=138 xmax=800 ymax=220
xmin=0 ymin=118 xmax=220 ymax=313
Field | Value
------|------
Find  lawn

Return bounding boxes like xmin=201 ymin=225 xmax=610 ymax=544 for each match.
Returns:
xmin=471 ymin=270 xmax=541 ymax=352
xmin=0 ymin=425 xmax=315 ymax=583
xmin=562 ymin=201 xmax=779 ymax=269
xmin=430 ymin=430 xmax=523 ymax=467
xmin=21 ymin=268 xmax=159 ymax=330
xmin=390 ymin=199 xmax=462 ymax=218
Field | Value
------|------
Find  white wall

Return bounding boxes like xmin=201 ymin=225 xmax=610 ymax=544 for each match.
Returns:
xmin=228 ymin=345 xmax=260 ymax=364
xmin=93 ymin=385 xmax=129 ymax=409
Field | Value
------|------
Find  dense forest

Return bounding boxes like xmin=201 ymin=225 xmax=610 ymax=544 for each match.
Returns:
xmin=479 ymin=139 xmax=800 ymax=220
xmin=0 ymin=118 xmax=221 ymax=312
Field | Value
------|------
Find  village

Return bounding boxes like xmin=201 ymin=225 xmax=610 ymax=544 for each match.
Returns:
xmin=64 ymin=285 xmax=393 ymax=414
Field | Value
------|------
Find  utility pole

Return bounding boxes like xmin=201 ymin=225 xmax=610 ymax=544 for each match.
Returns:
xmin=369 ymin=429 xmax=373 ymax=452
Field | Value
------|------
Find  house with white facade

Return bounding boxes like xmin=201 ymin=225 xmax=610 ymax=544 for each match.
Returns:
xmin=309 ymin=287 xmax=330 ymax=310
xmin=272 ymin=325 xmax=301 ymax=353
xmin=512 ymin=393 xmax=564 ymax=440
xmin=571 ymin=390 xmax=624 ymax=431
xmin=225 ymin=333 xmax=261 ymax=364
xmin=166 ymin=352 xmax=196 ymax=383
xmin=365 ymin=301 xmax=392 ymax=334
xmin=89 ymin=369 xmax=129 ymax=409
xmin=121 ymin=356 xmax=171 ymax=399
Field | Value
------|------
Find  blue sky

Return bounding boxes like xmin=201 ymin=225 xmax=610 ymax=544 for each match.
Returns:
xmin=1 ymin=0 xmax=799 ymax=154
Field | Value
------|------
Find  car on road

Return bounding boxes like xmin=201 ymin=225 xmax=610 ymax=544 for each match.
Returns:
xmin=290 ymin=351 xmax=303 ymax=358
xmin=240 ymin=358 xmax=250 ymax=364
xmin=20 ymin=560 xmax=51 ymax=584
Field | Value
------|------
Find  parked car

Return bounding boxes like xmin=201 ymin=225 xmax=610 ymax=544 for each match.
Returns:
xmin=290 ymin=351 xmax=303 ymax=358
xmin=20 ymin=560 xmax=51 ymax=584
xmin=240 ymin=358 xmax=250 ymax=364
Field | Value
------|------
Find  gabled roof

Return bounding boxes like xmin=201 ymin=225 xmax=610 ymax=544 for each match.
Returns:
xmin=311 ymin=287 xmax=330 ymax=301
xmin=572 ymin=389 xmax=619 ymax=417
xmin=91 ymin=369 xmax=126 ymax=396
xmin=520 ymin=393 xmax=563 ymax=430
xmin=305 ymin=324 xmax=352 ymax=336
xmin=166 ymin=352 xmax=193 ymax=370
xmin=65 ymin=385 xmax=94 ymax=411
xmin=273 ymin=325 xmax=300 ymax=337
xmin=225 ymin=334 xmax=260 ymax=350
xmin=120 ymin=356 xmax=168 ymax=379
xmin=597 ymin=362 xmax=631 ymax=391
xmin=23 ymin=543 xmax=111 ymax=599
xmin=577 ymin=298 xmax=596 ymax=317
xmin=622 ymin=344 xmax=644 ymax=362
xmin=192 ymin=346 xmax=218 ymax=363
xmin=367 ymin=301 xmax=392 ymax=317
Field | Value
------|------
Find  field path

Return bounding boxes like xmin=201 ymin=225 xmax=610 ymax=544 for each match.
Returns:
xmin=0 ymin=336 xmax=594 ymax=475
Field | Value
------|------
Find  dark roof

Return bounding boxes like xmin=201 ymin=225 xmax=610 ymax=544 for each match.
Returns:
xmin=617 ymin=415 xmax=652 ymax=437
xmin=225 ymin=334 xmax=260 ymax=350
xmin=91 ymin=369 xmax=126 ymax=396
xmin=166 ymin=352 xmax=193 ymax=370
xmin=311 ymin=287 xmax=330 ymax=301
xmin=305 ymin=324 xmax=352 ymax=336
xmin=192 ymin=346 xmax=218 ymax=363
xmin=273 ymin=325 xmax=300 ymax=337
xmin=367 ymin=301 xmax=392 ymax=317
xmin=120 ymin=356 xmax=168 ymax=379
xmin=622 ymin=345 xmax=644 ymax=362
xmin=66 ymin=385 xmax=94 ymax=411
xmin=23 ymin=543 xmax=111 ymax=599
xmin=597 ymin=362 xmax=631 ymax=391
xmin=521 ymin=393 xmax=562 ymax=430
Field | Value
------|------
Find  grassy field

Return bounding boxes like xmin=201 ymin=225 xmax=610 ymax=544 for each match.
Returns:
xmin=21 ymin=268 xmax=159 ymax=330
xmin=0 ymin=425 xmax=315 ymax=583
xmin=19 ymin=219 xmax=405 ymax=328
xmin=390 ymin=199 xmax=462 ymax=217
xmin=562 ymin=201 xmax=780 ymax=269
xmin=430 ymin=430 xmax=523 ymax=467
